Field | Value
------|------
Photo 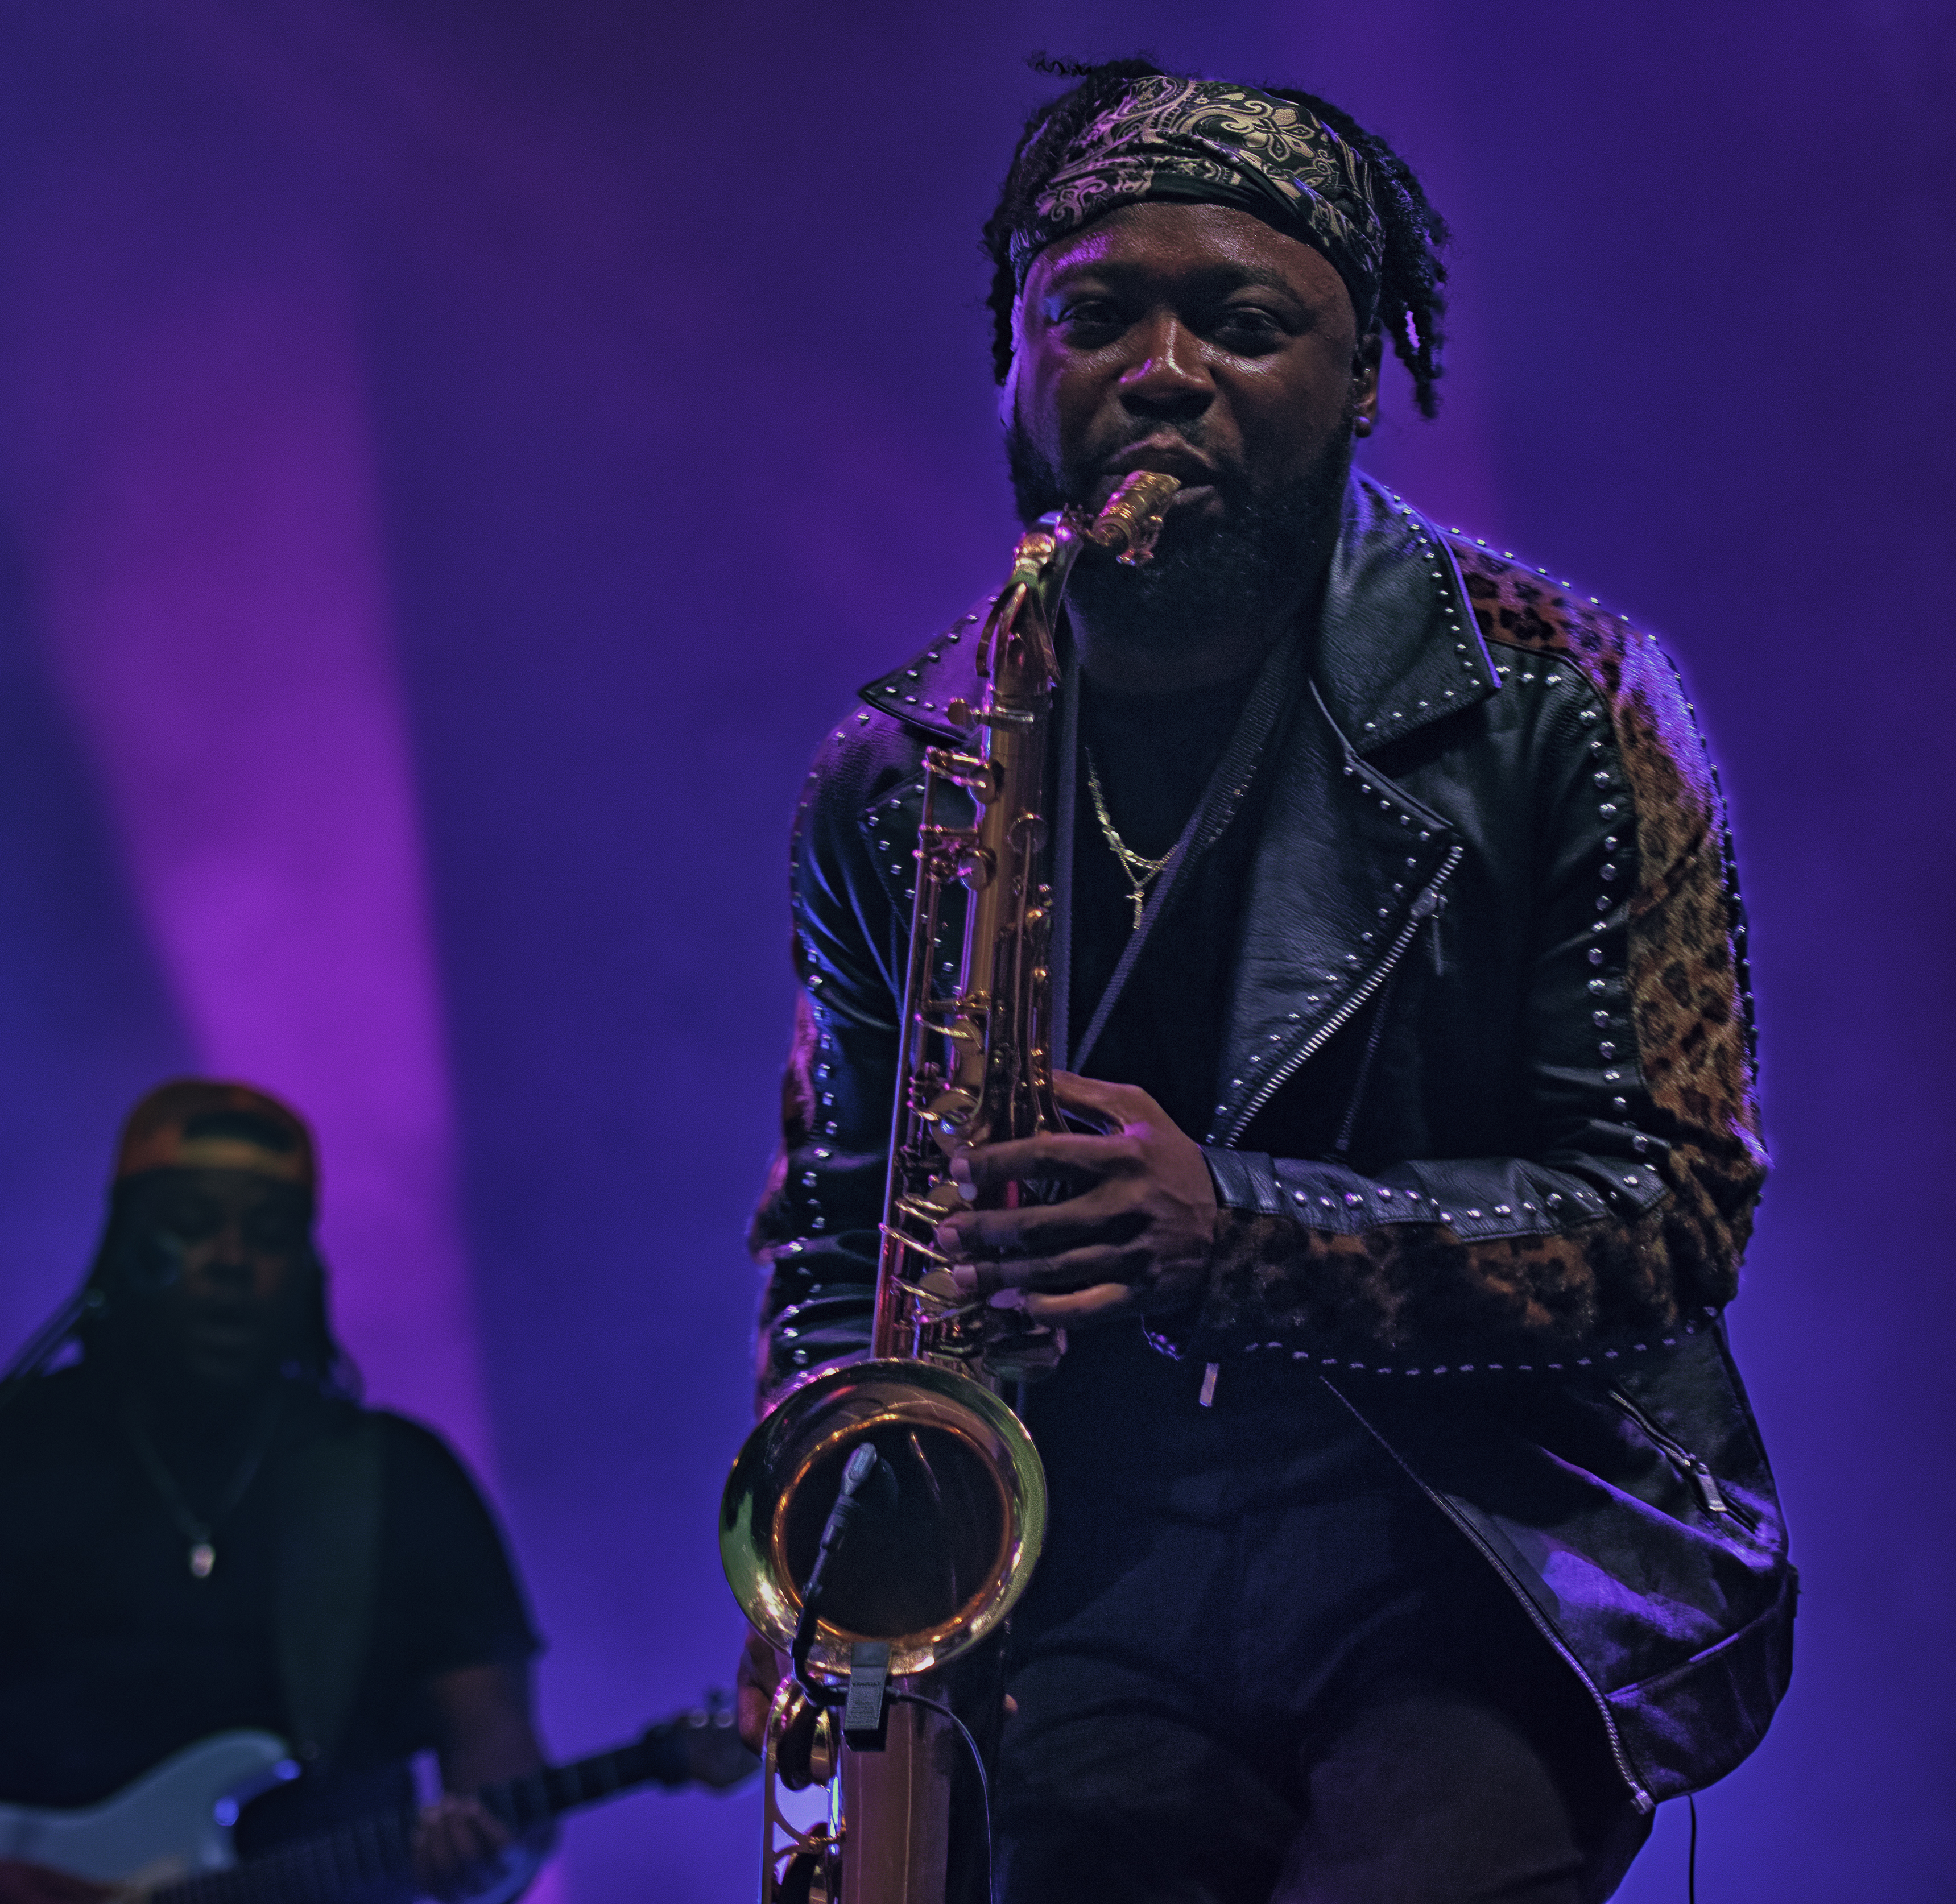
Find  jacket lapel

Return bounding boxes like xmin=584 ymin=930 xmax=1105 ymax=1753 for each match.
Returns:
xmin=1316 ymin=474 xmax=1500 ymax=755
xmin=857 ymin=593 xmax=999 ymax=740
xmin=1207 ymin=477 xmax=1496 ymax=1145
xmin=1207 ymin=682 xmax=1461 ymax=1144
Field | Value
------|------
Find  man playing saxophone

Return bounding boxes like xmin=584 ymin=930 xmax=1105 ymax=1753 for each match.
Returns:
xmin=738 ymin=57 xmax=1793 ymax=1904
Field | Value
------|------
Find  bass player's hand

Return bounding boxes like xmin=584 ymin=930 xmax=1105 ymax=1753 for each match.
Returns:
xmin=671 ymin=1695 xmax=760 ymax=1789
xmin=411 ymin=1795 xmax=512 ymax=1902
xmin=735 ymin=1630 xmax=789 ymax=1754
xmin=934 ymin=1073 xmax=1217 ymax=1326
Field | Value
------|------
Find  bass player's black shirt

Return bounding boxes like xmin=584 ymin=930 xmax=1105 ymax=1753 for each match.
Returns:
xmin=0 ymin=1365 xmax=538 ymax=1825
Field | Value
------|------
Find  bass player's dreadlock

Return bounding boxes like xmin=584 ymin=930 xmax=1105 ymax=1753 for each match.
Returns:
xmin=981 ymin=56 xmax=1452 ymax=418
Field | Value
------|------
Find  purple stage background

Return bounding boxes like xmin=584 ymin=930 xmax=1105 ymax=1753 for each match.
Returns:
xmin=0 ymin=3 xmax=1949 ymax=1897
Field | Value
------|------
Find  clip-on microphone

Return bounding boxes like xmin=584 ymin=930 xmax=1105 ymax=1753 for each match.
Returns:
xmin=789 ymin=1443 xmax=899 ymax=1744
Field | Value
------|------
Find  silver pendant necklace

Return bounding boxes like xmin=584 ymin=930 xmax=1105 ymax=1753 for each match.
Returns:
xmin=123 ymin=1390 xmax=284 ymax=1579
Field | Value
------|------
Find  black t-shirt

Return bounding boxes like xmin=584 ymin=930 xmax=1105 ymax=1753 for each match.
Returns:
xmin=1016 ymin=666 xmax=1424 ymax=1658
xmin=1072 ymin=668 xmax=1260 ymax=1140
xmin=0 ymin=1367 xmax=539 ymax=1818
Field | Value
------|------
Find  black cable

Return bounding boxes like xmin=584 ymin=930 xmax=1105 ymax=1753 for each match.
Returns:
xmin=784 ymin=1448 xmax=994 ymax=1897
xmin=790 ymin=1444 xmax=884 ymax=1707
xmin=886 ymin=1690 xmax=994 ymax=1904
xmin=1688 ymin=1793 xmax=1698 ymax=1904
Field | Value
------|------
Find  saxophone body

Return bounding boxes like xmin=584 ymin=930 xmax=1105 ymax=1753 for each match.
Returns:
xmin=722 ymin=473 xmax=1179 ymax=1904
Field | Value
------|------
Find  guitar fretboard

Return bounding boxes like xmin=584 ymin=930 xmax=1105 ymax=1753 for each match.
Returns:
xmin=155 ymin=1733 xmax=674 ymax=1904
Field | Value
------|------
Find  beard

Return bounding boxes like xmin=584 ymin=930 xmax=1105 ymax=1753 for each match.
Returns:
xmin=1003 ymin=408 xmax=1355 ymax=651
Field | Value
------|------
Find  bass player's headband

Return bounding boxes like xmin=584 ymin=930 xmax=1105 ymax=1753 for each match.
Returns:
xmin=112 ymin=1079 xmax=317 ymax=1197
xmin=1008 ymin=76 xmax=1386 ymax=334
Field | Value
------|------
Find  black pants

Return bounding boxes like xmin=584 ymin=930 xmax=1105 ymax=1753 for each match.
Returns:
xmin=996 ymin=1363 xmax=1650 ymax=1904
xmin=994 ymin=1664 xmax=1648 ymax=1903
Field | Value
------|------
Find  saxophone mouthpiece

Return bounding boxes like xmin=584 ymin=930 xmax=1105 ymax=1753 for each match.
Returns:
xmin=1087 ymin=471 xmax=1181 ymax=566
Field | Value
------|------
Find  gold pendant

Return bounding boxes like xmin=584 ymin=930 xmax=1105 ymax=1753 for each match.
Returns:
xmin=189 ymin=1541 xmax=216 ymax=1579
xmin=1130 ymin=889 xmax=1147 ymax=932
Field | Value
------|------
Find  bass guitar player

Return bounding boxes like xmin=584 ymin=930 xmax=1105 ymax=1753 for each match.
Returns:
xmin=0 ymin=1082 xmax=750 ymax=1904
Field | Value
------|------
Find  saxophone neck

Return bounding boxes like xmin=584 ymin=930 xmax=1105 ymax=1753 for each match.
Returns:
xmin=975 ymin=521 xmax=1072 ymax=693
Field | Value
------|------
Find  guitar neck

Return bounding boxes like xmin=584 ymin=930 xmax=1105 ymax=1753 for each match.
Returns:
xmin=156 ymin=1731 xmax=675 ymax=1904
xmin=475 ymin=1732 xmax=672 ymax=1828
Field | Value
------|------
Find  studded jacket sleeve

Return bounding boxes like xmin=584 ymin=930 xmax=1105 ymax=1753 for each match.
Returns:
xmin=747 ymin=713 xmax=915 ymax=1405
xmin=1171 ymin=569 xmax=1769 ymax=1375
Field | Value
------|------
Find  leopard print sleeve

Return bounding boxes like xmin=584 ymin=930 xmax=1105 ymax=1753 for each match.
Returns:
xmin=1162 ymin=552 xmax=1767 ymax=1376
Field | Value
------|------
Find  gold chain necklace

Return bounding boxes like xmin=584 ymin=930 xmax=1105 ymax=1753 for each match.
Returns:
xmin=1085 ymin=749 xmax=1172 ymax=932
xmin=123 ymin=1390 xmax=285 ymax=1579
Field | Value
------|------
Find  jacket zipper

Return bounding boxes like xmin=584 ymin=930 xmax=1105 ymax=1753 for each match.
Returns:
xmin=1321 ymin=1375 xmax=1656 ymax=1814
xmin=1607 ymin=1386 xmax=1757 ymax=1533
xmin=1223 ymin=846 xmax=1463 ymax=1146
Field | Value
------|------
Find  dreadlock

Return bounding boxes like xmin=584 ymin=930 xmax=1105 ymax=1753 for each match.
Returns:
xmin=979 ymin=55 xmax=1451 ymax=419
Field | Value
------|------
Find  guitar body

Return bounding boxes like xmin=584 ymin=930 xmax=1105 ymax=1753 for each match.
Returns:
xmin=0 ymin=1732 xmax=297 ymax=1884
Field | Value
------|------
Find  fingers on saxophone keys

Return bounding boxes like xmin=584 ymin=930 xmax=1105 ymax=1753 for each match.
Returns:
xmin=937 ymin=1222 xmax=1044 ymax=1296
xmin=950 ymin=1260 xmax=1049 ymax=1298
xmin=934 ymin=1210 xmax=1047 ymax=1270
xmin=937 ymin=1190 xmax=1118 ymax=1268
xmin=937 ymin=1222 xmax=1003 ymax=1295
xmin=947 ymin=1241 xmax=1126 ymax=1297
xmin=955 ymin=1133 xmax=1125 ymax=1190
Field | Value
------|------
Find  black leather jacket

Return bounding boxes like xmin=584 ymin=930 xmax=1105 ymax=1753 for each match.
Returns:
xmin=750 ymin=474 xmax=1794 ymax=1807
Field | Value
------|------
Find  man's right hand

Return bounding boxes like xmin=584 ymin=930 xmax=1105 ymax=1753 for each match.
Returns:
xmin=410 ymin=1794 xmax=515 ymax=1902
xmin=735 ymin=1630 xmax=789 ymax=1752
xmin=0 ymin=1862 xmax=113 ymax=1904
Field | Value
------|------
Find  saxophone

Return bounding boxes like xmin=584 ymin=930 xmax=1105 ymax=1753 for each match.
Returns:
xmin=721 ymin=472 xmax=1180 ymax=1904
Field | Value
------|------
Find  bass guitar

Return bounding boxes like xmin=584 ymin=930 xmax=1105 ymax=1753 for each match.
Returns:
xmin=0 ymin=1701 xmax=754 ymax=1901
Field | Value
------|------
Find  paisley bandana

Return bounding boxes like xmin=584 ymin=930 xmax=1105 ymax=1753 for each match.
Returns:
xmin=1010 ymin=76 xmax=1385 ymax=332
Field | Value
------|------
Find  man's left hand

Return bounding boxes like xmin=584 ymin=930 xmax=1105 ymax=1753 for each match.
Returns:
xmin=936 ymin=1074 xmax=1217 ymax=1326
